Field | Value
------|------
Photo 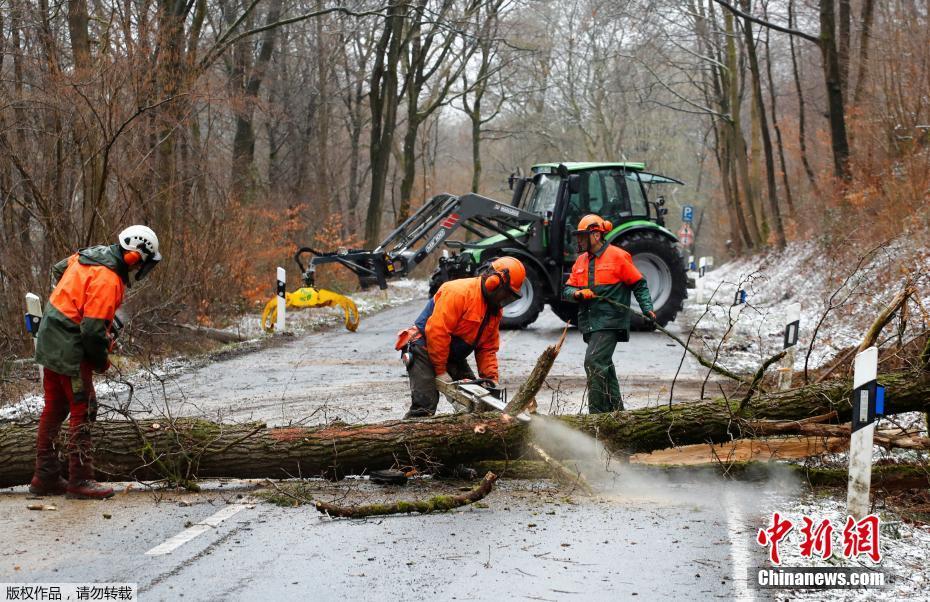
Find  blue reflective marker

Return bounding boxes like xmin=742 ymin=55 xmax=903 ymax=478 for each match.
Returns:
xmin=875 ymin=385 xmax=885 ymax=416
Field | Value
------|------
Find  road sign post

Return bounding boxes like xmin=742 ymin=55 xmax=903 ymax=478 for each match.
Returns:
xmin=847 ymin=347 xmax=884 ymax=518
xmin=276 ymin=267 xmax=286 ymax=333
xmin=777 ymin=303 xmax=801 ymax=390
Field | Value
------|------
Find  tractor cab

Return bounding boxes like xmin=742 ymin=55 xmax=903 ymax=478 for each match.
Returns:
xmin=510 ymin=162 xmax=681 ymax=262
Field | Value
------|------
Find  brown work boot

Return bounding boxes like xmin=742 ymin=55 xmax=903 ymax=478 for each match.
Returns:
xmin=66 ymin=480 xmax=114 ymax=500
xmin=29 ymin=475 xmax=68 ymax=496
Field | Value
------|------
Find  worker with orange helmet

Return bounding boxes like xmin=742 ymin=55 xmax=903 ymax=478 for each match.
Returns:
xmin=564 ymin=215 xmax=656 ymax=413
xmin=398 ymin=256 xmax=526 ymax=418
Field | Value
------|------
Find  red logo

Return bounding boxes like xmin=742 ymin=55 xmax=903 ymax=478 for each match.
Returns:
xmin=441 ymin=213 xmax=460 ymax=229
xmin=757 ymin=512 xmax=794 ymax=565
xmin=842 ymin=515 xmax=882 ymax=562
xmin=757 ymin=513 xmax=882 ymax=565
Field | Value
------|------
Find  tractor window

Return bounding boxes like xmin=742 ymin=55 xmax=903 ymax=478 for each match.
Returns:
xmin=562 ymin=171 xmax=605 ymax=260
xmin=526 ymin=174 xmax=561 ymax=215
xmin=603 ymin=173 xmax=630 ymax=219
xmin=626 ymin=172 xmax=649 ymax=216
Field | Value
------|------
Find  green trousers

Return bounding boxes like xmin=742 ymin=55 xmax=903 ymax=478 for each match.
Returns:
xmin=583 ymin=330 xmax=624 ymax=413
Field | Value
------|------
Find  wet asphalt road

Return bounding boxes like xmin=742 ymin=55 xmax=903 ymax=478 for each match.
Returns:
xmin=0 ymin=476 xmax=781 ymax=601
xmin=1 ymin=302 xmax=785 ymax=600
xmin=112 ymin=302 xmax=709 ymax=425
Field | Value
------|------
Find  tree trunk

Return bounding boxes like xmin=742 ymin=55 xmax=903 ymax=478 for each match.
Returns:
xmin=819 ymin=0 xmax=851 ymax=181
xmin=365 ymin=1 xmax=406 ymax=248
xmin=788 ymin=0 xmax=819 ymax=190
xmin=762 ymin=17 xmax=795 ymax=219
xmin=740 ymin=1 xmax=785 ymax=247
xmin=852 ymin=0 xmax=875 ymax=105
xmin=3 ymin=370 xmax=928 ymax=487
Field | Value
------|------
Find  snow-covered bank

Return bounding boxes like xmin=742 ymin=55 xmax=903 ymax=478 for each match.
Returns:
xmin=681 ymin=240 xmax=930 ymax=374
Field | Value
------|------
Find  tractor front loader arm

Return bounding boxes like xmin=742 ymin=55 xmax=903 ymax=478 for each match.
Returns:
xmin=299 ymin=193 xmax=544 ymax=290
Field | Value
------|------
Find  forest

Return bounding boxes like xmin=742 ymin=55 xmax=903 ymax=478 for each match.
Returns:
xmin=1 ymin=0 xmax=928 ymax=359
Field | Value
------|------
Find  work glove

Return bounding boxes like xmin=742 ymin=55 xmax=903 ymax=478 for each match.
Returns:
xmin=574 ymin=289 xmax=596 ymax=301
xmin=436 ymin=372 xmax=453 ymax=384
xmin=643 ymin=310 xmax=657 ymax=325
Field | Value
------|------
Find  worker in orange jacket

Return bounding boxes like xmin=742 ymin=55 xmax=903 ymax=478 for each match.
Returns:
xmin=30 ymin=226 xmax=161 ymax=499
xmin=399 ymin=257 xmax=526 ymax=418
xmin=564 ymin=215 xmax=655 ymax=412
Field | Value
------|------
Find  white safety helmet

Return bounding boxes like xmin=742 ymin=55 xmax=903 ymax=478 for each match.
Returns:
xmin=118 ymin=225 xmax=162 ymax=281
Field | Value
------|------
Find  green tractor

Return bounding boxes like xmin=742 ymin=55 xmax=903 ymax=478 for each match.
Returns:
xmin=429 ymin=162 xmax=689 ymax=329
xmin=297 ymin=162 xmax=689 ymax=330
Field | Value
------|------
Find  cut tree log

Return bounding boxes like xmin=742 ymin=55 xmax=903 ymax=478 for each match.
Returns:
xmin=1 ymin=369 xmax=928 ymax=487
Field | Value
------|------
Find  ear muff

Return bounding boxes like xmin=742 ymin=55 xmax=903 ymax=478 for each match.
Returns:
xmin=483 ymin=267 xmax=510 ymax=292
xmin=602 ymin=220 xmax=613 ymax=232
xmin=123 ymin=250 xmax=143 ymax=266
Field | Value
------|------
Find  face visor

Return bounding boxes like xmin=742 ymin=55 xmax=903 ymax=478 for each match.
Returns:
xmin=135 ymin=250 xmax=162 ymax=281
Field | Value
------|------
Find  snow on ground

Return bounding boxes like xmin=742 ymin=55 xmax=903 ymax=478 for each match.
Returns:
xmin=682 ymin=239 xmax=930 ymax=374
xmin=681 ymin=241 xmax=930 ymax=598
xmin=0 ymin=279 xmax=429 ymax=421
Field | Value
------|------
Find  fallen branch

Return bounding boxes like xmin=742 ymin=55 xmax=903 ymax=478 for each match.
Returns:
xmin=599 ymin=297 xmax=748 ymax=384
xmin=748 ymin=420 xmax=930 ymax=451
xmin=527 ymin=440 xmax=594 ymax=495
xmin=858 ymin=284 xmax=914 ymax=353
xmin=505 ymin=329 xmax=567 ymax=416
xmin=164 ymin=322 xmax=244 ymax=344
xmin=313 ymin=471 xmax=498 ymax=518
xmin=737 ymin=350 xmax=788 ymax=413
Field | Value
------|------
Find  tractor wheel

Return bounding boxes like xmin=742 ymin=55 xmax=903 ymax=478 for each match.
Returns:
xmin=615 ymin=231 xmax=688 ymax=330
xmin=501 ymin=264 xmax=545 ymax=329
xmin=549 ymin=301 xmax=578 ymax=326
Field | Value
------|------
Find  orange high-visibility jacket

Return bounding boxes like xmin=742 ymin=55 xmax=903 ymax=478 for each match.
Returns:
xmin=35 ymin=245 xmax=128 ymax=376
xmin=564 ymin=243 xmax=653 ymax=334
xmin=424 ymin=277 xmax=501 ymax=381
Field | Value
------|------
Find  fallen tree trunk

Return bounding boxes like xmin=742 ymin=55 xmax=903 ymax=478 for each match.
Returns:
xmin=1 ymin=370 xmax=928 ymax=487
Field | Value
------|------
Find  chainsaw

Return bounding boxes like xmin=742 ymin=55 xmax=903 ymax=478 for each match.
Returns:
xmin=438 ymin=378 xmax=531 ymax=423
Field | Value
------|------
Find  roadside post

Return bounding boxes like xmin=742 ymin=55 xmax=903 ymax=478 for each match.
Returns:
xmin=25 ymin=293 xmax=43 ymax=386
xmin=276 ymin=267 xmax=286 ymax=332
xmin=731 ymin=287 xmax=747 ymax=319
xmin=696 ymin=257 xmax=707 ymax=303
xmin=777 ymin=303 xmax=801 ymax=390
xmin=847 ymin=346 xmax=884 ymax=518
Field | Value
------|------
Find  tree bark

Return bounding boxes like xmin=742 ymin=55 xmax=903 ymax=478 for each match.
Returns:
xmin=3 ymin=370 xmax=929 ymax=488
xmin=851 ymin=0 xmax=875 ymax=105
xmin=739 ymin=0 xmax=785 ymax=247
xmin=788 ymin=0 xmax=819 ymax=190
xmin=819 ymin=0 xmax=851 ymax=181
xmin=364 ymin=1 xmax=406 ymax=247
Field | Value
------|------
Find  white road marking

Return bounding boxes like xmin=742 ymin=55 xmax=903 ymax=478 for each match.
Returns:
xmin=725 ymin=491 xmax=755 ymax=601
xmin=144 ymin=501 xmax=252 ymax=556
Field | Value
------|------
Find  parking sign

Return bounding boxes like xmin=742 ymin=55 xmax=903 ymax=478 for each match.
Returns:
xmin=682 ymin=205 xmax=694 ymax=223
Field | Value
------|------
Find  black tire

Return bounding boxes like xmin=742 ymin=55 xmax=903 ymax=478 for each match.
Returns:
xmin=549 ymin=301 xmax=578 ymax=326
xmin=500 ymin=263 xmax=545 ymax=329
xmin=614 ymin=231 xmax=688 ymax=330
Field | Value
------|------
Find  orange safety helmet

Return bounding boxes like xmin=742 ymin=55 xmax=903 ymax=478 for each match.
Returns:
xmin=484 ymin=256 xmax=526 ymax=296
xmin=573 ymin=214 xmax=613 ymax=235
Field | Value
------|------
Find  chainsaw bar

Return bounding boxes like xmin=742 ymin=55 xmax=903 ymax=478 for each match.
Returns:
xmin=450 ymin=382 xmax=530 ymax=423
